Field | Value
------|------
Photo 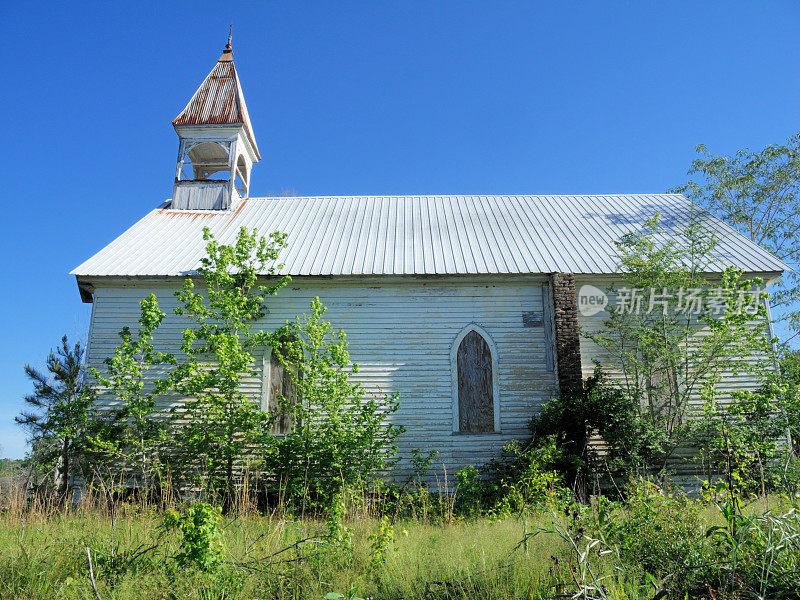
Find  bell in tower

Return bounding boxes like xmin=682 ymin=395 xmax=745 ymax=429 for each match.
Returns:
xmin=171 ymin=32 xmax=260 ymax=210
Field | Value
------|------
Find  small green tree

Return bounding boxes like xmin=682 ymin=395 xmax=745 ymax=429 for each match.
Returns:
xmin=162 ymin=502 xmax=223 ymax=571
xmin=686 ymin=275 xmax=783 ymax=495
xmin=674 ymin=134 xmax=800 ymax=340
xmin=780 ymin=349 xmax=800 ymax=454
xmin=693 ymin=380 xmax=789 ymax=496
xmin=16 ymin=336 xmax=95 ymax=496
xmin=588 ymin=215 xmax=774 ymax=477
xmin=169 ymin=226 xmax=289 ymax=501
xmin=263 ymin=297 xmax=403 ymax=507
xmin=92 ymin=293 xmax=174 ymax=495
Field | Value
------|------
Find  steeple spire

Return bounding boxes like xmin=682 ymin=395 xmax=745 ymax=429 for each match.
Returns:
xmin=221 ymin=25 xmax=233 ymax=60
xmin=172 ymin=36 xmax=258 ymax=158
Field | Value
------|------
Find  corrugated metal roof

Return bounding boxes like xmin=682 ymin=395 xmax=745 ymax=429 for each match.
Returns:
xmin=172 ymin=52 xmax=259 ymax=159
xmin=71 ymin=195 xmax=789 ymax=279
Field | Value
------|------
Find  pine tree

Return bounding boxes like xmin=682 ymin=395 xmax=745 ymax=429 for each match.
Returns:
xmin=16 ymin=336 xmax=94 ymax=496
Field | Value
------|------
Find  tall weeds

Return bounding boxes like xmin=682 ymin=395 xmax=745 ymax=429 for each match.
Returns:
xmin=3 ymin=478 xmax=799 ymax=599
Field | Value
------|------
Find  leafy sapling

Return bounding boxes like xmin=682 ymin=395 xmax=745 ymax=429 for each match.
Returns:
xmin=368 ymin=516 xmax=396 ymax=569
xmin=263 ymin=297 xmax=404 ymax=507
xmin=169 ymin=226 xmax=288 ymax=502
xmin=587 ymin=215 xmax=773 ymax=478
xmin=324 ymin=491 xmax=352 ymax=547
xmin=163 ymin=502 xmax=223 ymax=571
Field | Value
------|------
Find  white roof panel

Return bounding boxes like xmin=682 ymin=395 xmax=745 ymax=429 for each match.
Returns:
xmin=72 ymin=195 xmax=789 ymax=279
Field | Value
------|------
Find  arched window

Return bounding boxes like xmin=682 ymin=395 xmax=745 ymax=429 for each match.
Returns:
xmin=451 ymin=325 xmax=499 ymax=433
xmin=261 ymin=337 xmax=300 ymax=435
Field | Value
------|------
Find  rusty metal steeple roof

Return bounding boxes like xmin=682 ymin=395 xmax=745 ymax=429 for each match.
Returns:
xmin=172 ymin=33 xmax=260 ymax=160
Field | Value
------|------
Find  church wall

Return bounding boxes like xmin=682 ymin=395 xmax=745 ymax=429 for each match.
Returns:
xmin=85 ymin=275 xmax=558 ymax=481
xmin=574 ymin=274 xmax=772 ymax=399
xmin=574 ymin=274 xmax=777 ymax=484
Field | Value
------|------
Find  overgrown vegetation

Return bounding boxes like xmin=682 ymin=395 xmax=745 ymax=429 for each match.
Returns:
xmin=586 ymin=215 xmax=773 ymax=479
xmin=781 ymin=348 xmax=800 ymax=454
xmin=16 ymin=226 xmax=405 ymax=513
xmin=90 ymin=293 xmax=172 ymax=497
xmin=168 ymin=226 xmax=290 ymax=501
xmin=262 ymin=297 xmax=404 ymax=509
xmin=526 ymin=216 xmax=792 ymax=503
xmin=11 ymin=133 xmax=800 ymax=597
xmin=2 ymin=478 xmax=799 ymax=599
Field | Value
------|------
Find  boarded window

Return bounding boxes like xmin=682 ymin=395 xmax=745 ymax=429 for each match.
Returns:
xmin=457 ymin=330 xmax=495 ymax=432
xmin=263 ymin=339 xmax=300 ymax=435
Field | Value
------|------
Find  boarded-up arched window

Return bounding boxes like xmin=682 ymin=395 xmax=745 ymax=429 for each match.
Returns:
xmin=457 ymin=330 xmax=495 ymax=432
xmin=262 ymin=338 xmax=300 ymax=435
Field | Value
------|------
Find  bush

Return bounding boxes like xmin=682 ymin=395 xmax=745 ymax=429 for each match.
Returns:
xmin=589 ymin=479 xmax=708 ymax=587
xmin=485 ymin=438 xmax=568 ymax=515
xmin=530 ymin=369 xmax=648 ymax=501
xmin=162 ymin=502 xmax=223 ymax=571
xmin=453 ymin=465 xmax=484 ymax=517
xmin=451 ymin=439 xmax=568 ymax=518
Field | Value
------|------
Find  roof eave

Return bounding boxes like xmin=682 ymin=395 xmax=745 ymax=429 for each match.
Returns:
xmin=75 ymin=277 xmax=94 ymax=303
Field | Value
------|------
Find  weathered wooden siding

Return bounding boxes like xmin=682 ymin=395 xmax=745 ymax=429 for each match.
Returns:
xmin=574 ymin=275 xmax=776 ymax=484
xmin=85 ymin=275 xmax=558 ymax=480
xmin=575 ymin=276 xmax=772 ymax=397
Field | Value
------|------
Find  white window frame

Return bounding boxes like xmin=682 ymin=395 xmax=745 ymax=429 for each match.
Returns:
xmin=450 ymin=323 xmax=501 ymax=434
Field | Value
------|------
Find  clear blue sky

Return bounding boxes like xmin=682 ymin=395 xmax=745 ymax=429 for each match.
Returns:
xmin=1 ymin=2 xmax=798 ymax=459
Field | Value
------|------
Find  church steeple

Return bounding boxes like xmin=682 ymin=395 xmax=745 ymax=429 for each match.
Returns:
xmin=171 ymin=33 xmax=259 ymax=210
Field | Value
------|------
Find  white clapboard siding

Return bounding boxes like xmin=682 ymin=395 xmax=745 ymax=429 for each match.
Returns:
xmin=575 ymin=275 xmax=778 ymax=480
xmin=86 ymin=275 xmax=558 ymax=480
xmin=575 ymin=276 xmax=772 ymax=405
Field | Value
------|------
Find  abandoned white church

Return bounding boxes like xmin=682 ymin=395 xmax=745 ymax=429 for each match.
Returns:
xmin=72 ymin=40 xmax=788 ymax=478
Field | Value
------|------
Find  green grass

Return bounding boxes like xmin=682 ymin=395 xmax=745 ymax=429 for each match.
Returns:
xmin=0 ymin=505 xmax=644 ymax=600
xmin=2 ymin=492 xmax=794 ymax=600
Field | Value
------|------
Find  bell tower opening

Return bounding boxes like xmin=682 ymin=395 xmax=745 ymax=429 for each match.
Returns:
xmin=170 ymin=33 xmax=260 ymax=211
xmin=234 ymin=154 xmax=249 ymax=197
xmin=178 ymin=141 xmax=233 ymax=181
